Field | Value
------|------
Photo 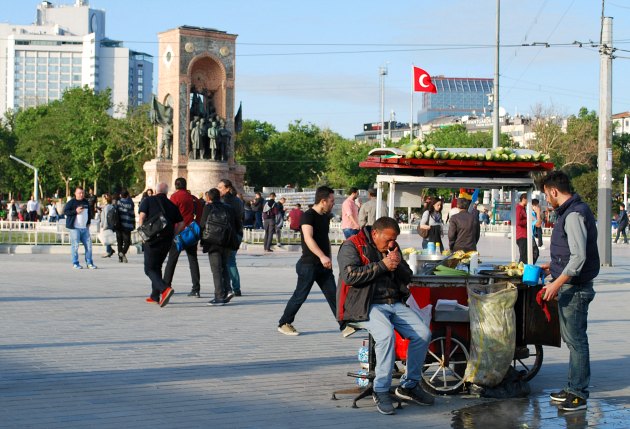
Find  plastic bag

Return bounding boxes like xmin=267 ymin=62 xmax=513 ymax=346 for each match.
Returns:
xmin=98 ymin=229 xmax=116 ymax=246
xmin=464 ymin=282 xmax=517 ymax=387
xmin=406 ymin=293 xmax=432 ymax=327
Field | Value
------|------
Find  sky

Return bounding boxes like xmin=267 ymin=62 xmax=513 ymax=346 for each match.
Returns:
xmin=4 ymin=0 xmax=630 ymax=138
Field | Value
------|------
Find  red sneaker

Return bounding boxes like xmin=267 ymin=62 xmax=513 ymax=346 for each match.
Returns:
xmin=145 ymin=297 xmax=159 ymax=305
xmin=159 ymin=287 xmax=174 ymax=308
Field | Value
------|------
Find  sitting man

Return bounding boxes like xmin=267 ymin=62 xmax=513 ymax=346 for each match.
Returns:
xmin=337 ymin=216 xmax=434 ymax=415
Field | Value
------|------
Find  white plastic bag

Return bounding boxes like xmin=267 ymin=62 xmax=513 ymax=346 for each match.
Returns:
xmin=464 ymin=282 xmax=517 ymax=387
xmin=406 ymin=294 xmax=432 ymax=327
xmin=98 ymin=229 xmax=116 ymax=246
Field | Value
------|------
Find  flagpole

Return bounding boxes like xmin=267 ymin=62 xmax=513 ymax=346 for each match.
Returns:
xmin=410 ymin=64 xmax=414 ymax=140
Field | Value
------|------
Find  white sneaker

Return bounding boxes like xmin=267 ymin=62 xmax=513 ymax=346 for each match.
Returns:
xmin=538 ymin=245 xmax=545 ymax=250
xmin=278 ymin=323 xmax=299 ymax=336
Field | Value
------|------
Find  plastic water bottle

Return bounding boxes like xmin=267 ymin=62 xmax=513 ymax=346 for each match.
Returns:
xmin=427 ymin=242 xmax=436 ymax=255
xmin=436 ymin=242 xmax=441 ymax=255
xmin=408 ymin=252 xmax=418 ymax=275
xmin=469 ymin=253 xmax=479 ymax=275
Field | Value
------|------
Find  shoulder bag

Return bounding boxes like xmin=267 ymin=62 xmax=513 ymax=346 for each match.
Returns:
xmin=137 ymin=197 xmax=170 ymax=243
xmin=417 ymin=211 xmax=430 ymax=239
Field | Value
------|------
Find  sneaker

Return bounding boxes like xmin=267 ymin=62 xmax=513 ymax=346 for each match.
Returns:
xmin=264 ymin=249 xmax=273 ymax=253
xmin=278 ymin=323 xmax=299 ymax=336
xmin=145 ymin=297 xmax=159 ymax=305
xmin=395 ymin=385 xmax=435 ymax=406
xmin=234 ymin=290 xmax=242 ymax=297
xmin=372 ymin=391 xmax=395 ymax=415
xmin=207 ymin=298 xmax=227 ymax=306
xmin=538 ymin=245 xmax=545 ymax=250
xmin=550 ymin=390 xmax=568 ymax=402
xmin=87 ymin=264 xmax=98 ymax=270
xmin=187 ymin=291 xmax=201 ymax=298
xmin=225 ymin=291 xmax=235 ymax=303
xmin=102 ymin=253 xmax=112 ymax=258
xmin=159 ymin=287 xmax=174 ymax=308
xmin=72 ymin=264 xmax=83 ymax=270
xmin=341 ymin=325 xmax=357 ymax=338
xmin=118 ymin=252 xmax=123 ymax=263
xmin=122 ymin=254 xmax=128 ymax=263
xmin=559 ymin=393 xmax=587 ymax=411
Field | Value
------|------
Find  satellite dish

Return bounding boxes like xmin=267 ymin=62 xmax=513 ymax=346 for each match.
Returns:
xmin=498 ymin=107 xmax=506 ymax=117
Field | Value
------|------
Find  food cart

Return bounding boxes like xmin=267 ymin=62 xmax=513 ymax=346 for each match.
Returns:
xmin=360 ymin=147 xmax=561 ymax=395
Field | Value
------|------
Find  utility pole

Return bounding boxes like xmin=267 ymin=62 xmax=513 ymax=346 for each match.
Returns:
xmin=379 ymin=65 xmax=388 ymax=148
xmin=598 ymin=16 xmax=613 ymax=266
xmin=9 ymin=155 xmax=38 ymax=202
xmin=492 ymin=0 xmax=500 ymax=150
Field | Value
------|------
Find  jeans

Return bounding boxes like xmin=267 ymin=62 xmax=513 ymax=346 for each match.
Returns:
xmin=255 ymin=211 xmax=263 ymax=230
xmin=278 ymin=260 xmax=340 ymax=328
xmin=144 ymin=240 xmax=171 ymax=301
xmin=163 ymin=242 xmax=201 ymax=291
xmin=534 ymin=226 xmax=544 ymax=247
xmin=558 ymin=281 xmax=595 ymax=400
xmin=116 ymin=230 xmax=131 ymax=255
xmin=343 ymin=228 xmax=359 ymax=239
xmin=227 ymin=249 xmax=241 ymax=292
xmin=70 ymin=228 xmax=93 ymax=266
xmin=517 ymin=238 xmax=539 ymax=264
xmin=275 ymin=224 xmax=283 ymax=245
xmin=263 ymin=219 xmax=276 ymax=250
xmin=208 ymin=247 xmax=231 ymax=300
xmin=614 ymin=226 xmax=627 ymax=243
xmin=357 ymin=303 xmax=431 ymax=393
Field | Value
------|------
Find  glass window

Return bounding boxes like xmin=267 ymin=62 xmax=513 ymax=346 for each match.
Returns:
xmin=138 ymin=85 xmax=143 ymax=92
xmin=25 ymin=81 xmax=35 ymax=88
xmin=26 ymin=51 xmax=37 ymax=58
xmin=37 ymin=65 xmax=47 ymax=72
xmin=37 ymin=73 xmax=47 ymax=81
xmin=49 ymin=65 xmax=59 ymax=72
xmin=138 ymin=69 xmax=143 ymax=76
xmin=49 ymin=74 xmax=59 ymax=82
xmin=26 ymin=65 xmax=35 ymax=72
xmin=73 ymin=74 xmax=81 ymax=82
xmin=61 ymin=57 xmax=70 ymax=65
xmin=60 ymin=66 xmax=70 ymax=73
xmin=25 ymin=73 xmax=35 ymax=80
xmin=72 ymin=58 xmax=81 ymax=65
xmin=49 ymin=57 xmax=59 ymax=64
xmin=60 ymin=75 xmax=70 ymax=83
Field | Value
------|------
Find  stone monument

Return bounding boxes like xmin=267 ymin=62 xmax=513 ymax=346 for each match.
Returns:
xmin=144 ymin=26 xmax=246 ymax=197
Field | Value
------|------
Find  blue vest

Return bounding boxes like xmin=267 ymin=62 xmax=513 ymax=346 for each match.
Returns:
xmin=549 ymin=194 xmax=599 ymax=284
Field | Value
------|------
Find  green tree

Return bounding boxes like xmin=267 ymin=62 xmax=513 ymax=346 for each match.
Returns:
xmin=326 ymin=134 xmax=378 ymax=189
xmin=422 ymin=124 xmax=513 ymax=148
xmin=234 ymin=119 xmax=278 ymax=188
xmin=571 ymin=171 xmax=598 ymax=214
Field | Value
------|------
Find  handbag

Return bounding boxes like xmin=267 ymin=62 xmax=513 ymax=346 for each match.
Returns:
xmin=137 ymin=197 xmax=169 ymax=243
xmin=417 ymin=212 xmax=430 ymax=238
xmin=174 ymin=221 xmax=201 ymax=252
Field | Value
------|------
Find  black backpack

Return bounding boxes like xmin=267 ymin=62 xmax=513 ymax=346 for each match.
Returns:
xmin=106 ymin=205 xmax=121 ymax=230
xmin=201 ymin=203 xmax=236 ymax=249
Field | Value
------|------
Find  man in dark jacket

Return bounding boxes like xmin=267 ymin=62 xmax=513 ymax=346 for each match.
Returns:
xmin=337 ymin=217 xmax=434 ymax=415
xmin=614 ymin=203 xmax=628 ymax=244
xmin=138 ymin=182 xmax=184 ymax=308
xmin=251 ymin=192 xmax=264 ymax=230
xmin=448 ymin=198 xmax=480 ymax=252
xmin=64 ymin=186 xmax=96 ymax=270
xmin=540 ymin=171 xmax=599 ymax=412
xmin=218 ymin=179 xmax=244 ymax=296
xmin=200 ymin=188 xmax=238 ymax=306
xmin=115 ymin=188 xmax=135 ymax=263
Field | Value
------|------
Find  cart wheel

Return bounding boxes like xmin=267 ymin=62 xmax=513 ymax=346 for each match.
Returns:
xmin=513 ymin=344 xmax=543 ymax=381
xmin=422 ymin=334 xmax=469 ymax=395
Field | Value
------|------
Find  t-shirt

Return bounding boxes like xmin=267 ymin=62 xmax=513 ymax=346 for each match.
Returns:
xmin=139 ymin=194 xmax=183 ymax=244
xmin=299 ymin=208 xmax=331 ymax=265
xmin=289 ymin=208 xmax=303 ymax=230
xmin=74 ymin=206 xmax=89 ymax=229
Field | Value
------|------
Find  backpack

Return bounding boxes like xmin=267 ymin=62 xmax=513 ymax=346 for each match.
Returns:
xmin=201 ymin=203 xmax=236 ymax=249
xmin=262 ymin=200 xmax=277 ymax=220
xmin=106 ymin=205 xmax=121 ymax=230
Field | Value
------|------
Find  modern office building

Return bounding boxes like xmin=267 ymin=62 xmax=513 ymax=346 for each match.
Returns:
xmin=418 ymin=76 xmax=493 ymax=124
xmin=0 ymin=0 xmax=152 ymax=117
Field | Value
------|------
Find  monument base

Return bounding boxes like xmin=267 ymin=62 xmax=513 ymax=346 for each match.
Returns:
xmin=187 ymin=160 xmax=230 ymax=198
xmin=143 ymin=159 xmax=174 ymax=192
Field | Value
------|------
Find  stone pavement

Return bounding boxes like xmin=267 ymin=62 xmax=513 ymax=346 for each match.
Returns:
xmin=1 ymin=237 xmax=630 ymax=428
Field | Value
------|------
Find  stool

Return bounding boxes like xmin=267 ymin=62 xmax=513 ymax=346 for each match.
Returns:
xmin=331 ymin=329 xmax=402 ymax=409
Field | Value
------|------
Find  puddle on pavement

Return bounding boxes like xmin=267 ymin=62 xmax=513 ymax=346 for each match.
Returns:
xmin=451 ymin=392 xmax=630 ymax=429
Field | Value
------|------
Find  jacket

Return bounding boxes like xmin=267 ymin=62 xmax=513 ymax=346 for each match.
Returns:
xmin=116 ymin=197 xmax=136 ymax=232
xmin=336 ymin=227 xmax=412 ymax=322
xmin=64 ymin=198 xmax=92 ymax=229
xmin=448 ymin=210 xmax=480 ymax=252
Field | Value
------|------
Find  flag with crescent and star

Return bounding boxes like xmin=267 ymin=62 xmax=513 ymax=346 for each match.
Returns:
xmin=413 ymin=66 xmax=437 ymax=93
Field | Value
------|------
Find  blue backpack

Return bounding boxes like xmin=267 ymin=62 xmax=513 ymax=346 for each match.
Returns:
xmin=174 ymin=221 xmax=201 ymax=252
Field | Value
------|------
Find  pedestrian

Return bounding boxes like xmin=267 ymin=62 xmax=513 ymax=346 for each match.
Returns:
xmin=275 ymin=197 xmax=286 ymax=246
xmin=251 ymin=192 xmax=264 ymax=230
xmin=26 ymin=195 xmax=39 ymax=222
xmin=448 ymin=198 xmax=480 ymax=252
xmin=218 ymin=178 xmax=244 ymax=296
xmin=199 ymin=188 xmax=237 ymax=306
xmin=288 ymin=203 xmax=304 ymax=233
xmin=358 ymin=188 xmax=387 ymax=228
xmin=480 ymin=208 xmax=490 ymax=225
xmin=417 ymin=196 xmax=444 ymax=250
xmin=8 ymin=199 xmax=18 ymax=221
xmin=341 ymin=187 xmax=360 ymax=239
xmin=337 ymin=216 xmax=434 ymax=415
xmin=115 ymin=188 xmax=135 ymax=263
xmin=532 ymin=198 xmax=544 ymax=248
xmin=162 ymin=178 xmax=203 ymax=297
xmin=99 ymin=194 xmax=116 ymax=258
xmin=540 ymin=170 xmax=599 ymax=411
xmin=243 ymin=201 xmax=255 ymax=229
xmin=262 ymin=192 xmax=279 ymax=252
xmin=63 ymin=186 xmax=97 ymax=270
xmin=516 ymin=193 xmax=539 ymax=264
xmin=138 ymin=182 xmax=184 ymax=307
xmin=277 ymin=186 xmax=355 ymax=338
xmin=614 ymin=203 xmax=628 ymax=244
xmin=47 ymin=200 xmax=59 ymax=223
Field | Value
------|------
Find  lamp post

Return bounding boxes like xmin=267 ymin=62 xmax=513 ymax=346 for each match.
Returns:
xmin=379 ymin=65 xmax=388 ymax=148
xmin=9 ymin=155 xmax=38 ymax=201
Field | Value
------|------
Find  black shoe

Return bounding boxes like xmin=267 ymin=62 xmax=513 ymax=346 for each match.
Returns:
xmin=118 ymin=252 xmax=124 ymax=263
xmin=234 ymin=290 xmax=242 ymax=297
xmin=550 ymin=390 xmax=568 ymax=402
xmin=225 ymin=291 xmax=235 ymax=303
xmin=559 ymin=393 xmax=587 ymax=411
xmin=372 ymin=391 xmax=395 ymax=415
xmin=395 ymin=385 xmax=435 ymax=406
xmin=188 ymin=291 xmax=201 ymax=298
xmin=207 ymin=298 xmax=227 ymax=306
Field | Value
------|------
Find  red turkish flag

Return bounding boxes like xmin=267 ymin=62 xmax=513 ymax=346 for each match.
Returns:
xmin=413 ymin=67 xmax=437 ymax=93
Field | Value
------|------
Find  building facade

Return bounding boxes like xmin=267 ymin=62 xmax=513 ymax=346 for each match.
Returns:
xmin=0 ymin=0 xmax=152 ymax=117
xmin=613 ymin=112 xmax=630 ymax=136
xmin=418 ymin=76 xmax=493 ymax=124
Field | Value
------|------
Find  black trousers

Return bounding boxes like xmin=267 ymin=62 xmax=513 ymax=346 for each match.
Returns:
xmin=144 ymin=239 xmax=171 ymax=301
xmin=517 ymin=238 xmax=539 ymax=265
xmin=116 ymin=230 xmax=131 ymax=255
xmin=263 ymin=219 xmax=276 ymax=250
xmin=615 ymin=225 xmax=628 ymax=243
xmin=208 ymin=247 xmax=231 ymax=300
xmin=163 ymin=242 xmax=201 ymax=291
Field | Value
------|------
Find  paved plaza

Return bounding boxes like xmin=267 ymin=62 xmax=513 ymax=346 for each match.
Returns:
xmin=1 ymin=236 xmax=630 ymax=428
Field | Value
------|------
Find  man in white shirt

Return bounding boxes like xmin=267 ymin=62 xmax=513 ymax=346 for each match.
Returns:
xmin=63 ymin=187 xmax=96 ymax=269
xmin=26 ymin=195 xmax=39 ymax=222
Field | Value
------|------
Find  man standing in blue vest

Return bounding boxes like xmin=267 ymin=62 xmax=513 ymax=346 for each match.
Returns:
xmin=540 ymin=171 xmax=599 ymax=412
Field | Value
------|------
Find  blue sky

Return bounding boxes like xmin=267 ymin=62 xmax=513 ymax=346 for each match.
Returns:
xmin=5 ymin=0 xmax=630 ymax=137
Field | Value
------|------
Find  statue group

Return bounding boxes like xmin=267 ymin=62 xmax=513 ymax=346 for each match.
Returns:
xmin=188 ymin=87 xmax=231 ymax=162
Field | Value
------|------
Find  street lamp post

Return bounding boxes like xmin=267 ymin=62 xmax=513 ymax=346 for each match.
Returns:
xmin=9 ymin=155 xmax=38 ymax=201
xmin=379 ymin=65 xmax=388 ymax=148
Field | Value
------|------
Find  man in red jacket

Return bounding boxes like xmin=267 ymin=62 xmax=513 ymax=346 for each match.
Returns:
xmin=163 ymin=178 xmax=202 ymax=297
xmin=516 ymin=193 xmax=539 ymax=264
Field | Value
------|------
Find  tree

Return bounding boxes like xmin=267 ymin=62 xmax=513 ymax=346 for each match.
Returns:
xmin=234 ymin=119 xmax=278 ymax=189
xmin=326 ymin=134 xmax=378 ymax=189
xmin=422 ymin=124 xmax=513 ymax=148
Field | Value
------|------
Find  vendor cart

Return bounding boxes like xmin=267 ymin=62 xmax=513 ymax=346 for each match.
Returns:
xmin=360 ymin=148 xmax=561 ymax=395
